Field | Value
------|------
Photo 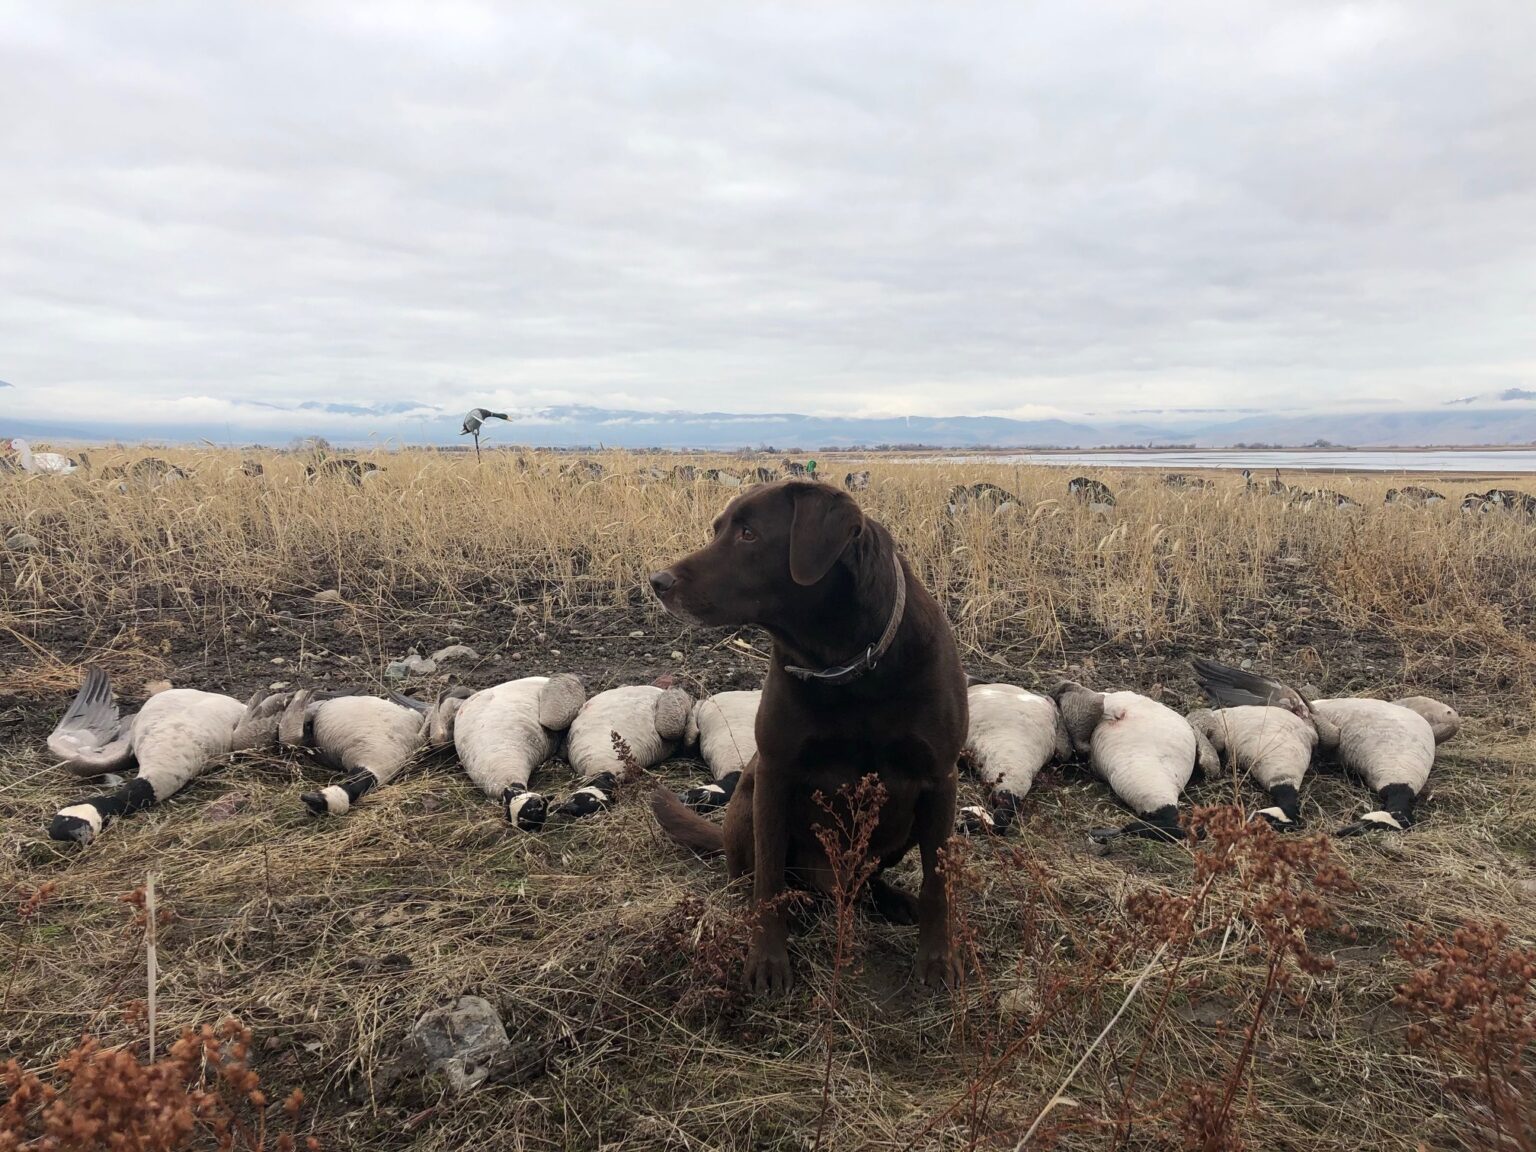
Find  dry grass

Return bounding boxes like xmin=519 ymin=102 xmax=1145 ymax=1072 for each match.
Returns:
xmin=1 ymin=448 xmax=1534 ymax=1150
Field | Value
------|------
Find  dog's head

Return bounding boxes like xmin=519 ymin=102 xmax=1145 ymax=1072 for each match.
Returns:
xmin=649 ymin=480 xmax=867 ymax=628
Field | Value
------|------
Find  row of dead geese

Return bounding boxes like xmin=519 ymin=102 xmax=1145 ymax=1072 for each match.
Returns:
xmin=40 ymin=659 xmax=1458 ymax=849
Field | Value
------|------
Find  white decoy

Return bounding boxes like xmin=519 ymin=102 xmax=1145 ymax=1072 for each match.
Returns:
xmin=8 ymin=438 xmax=79 ymax=476
xmin=46 ymin=668 xmax=285 ymax=844
xmin=957 ymin=683 xmax=1071 ymax=835
xmin=1053 ymin=681 xmax=1219 ymax=843
xmin=677 ymin=690 xmax=760 ymax=813
xmin=428 ymin=675 xmax=586 ymax=830
xmin=1191 ymin=659 xmax=1459 ymax=835
xmin=276 ymin=690 xmax=429 ymax=816
xmin=558 ymin=684 xmax=692 ymax=818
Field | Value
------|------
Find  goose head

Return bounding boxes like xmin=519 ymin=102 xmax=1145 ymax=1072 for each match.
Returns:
xmin=1393 ymin=696 xmax=1460 ymax=744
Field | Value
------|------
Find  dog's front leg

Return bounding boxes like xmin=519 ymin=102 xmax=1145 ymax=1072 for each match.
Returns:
xmin=745 ymin=758 xmax=793 ymax=995
xmin=913 ymin=767 xmax=962 ymax=987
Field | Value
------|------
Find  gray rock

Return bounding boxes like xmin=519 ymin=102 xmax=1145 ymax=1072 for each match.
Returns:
xmin=385 ymin=649 xmax=438 ymax=680
xmin=430 ymin=644 xmax=480 ymax=665
xmin=4 ymin=532 xmax=40 ymax=552
xmin=409 ymin=995 xmax=511 ymax=1093
xmin=312 ymin=589 xmax=344 ymax=604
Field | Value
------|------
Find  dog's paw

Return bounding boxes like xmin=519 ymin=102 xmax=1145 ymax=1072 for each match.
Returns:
xmin=914 ymin=944 xmax=962 ymax=989
xmin=745 ymin=945 xmax=793 ymax=996
xmin=868 ymin=879 xmax=920 ymax=925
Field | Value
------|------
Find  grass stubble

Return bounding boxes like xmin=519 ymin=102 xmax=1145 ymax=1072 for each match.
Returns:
xmin=0 ymin=448 xmax=1533 ymax=1150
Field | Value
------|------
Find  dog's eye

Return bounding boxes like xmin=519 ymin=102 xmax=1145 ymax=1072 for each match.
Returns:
xmin=736 ymin=525 xmax=757 ymax=543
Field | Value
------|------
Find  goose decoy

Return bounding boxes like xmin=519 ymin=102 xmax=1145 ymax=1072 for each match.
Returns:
xmin=45 ymin=668 xmax=285 ymax=844
xmin=1190 ymin=658 xmax=1459 ymax=835
xmin=460 ymin=408 xmax=509 ymax=462
xmin=1067 ymin=477 xmax=1115 ymax=509
xmin=428 ymin=675 xmax=586 ymax=830
xmin=7 ymin=439 xmax=79 ymax=476
xmin=677 ymin=690 xmax=760 ymax=813
xmin=278 ymin=690 xmax=429 ymax=816
xmin=957 ymin=683 xmax=1071 ymax=835
xmin=460 ymin=408 xmax=509 ymax=437
xmin=1384 ymin=486 xmax=1445 ymax=506
xmin=557 ymin=684 xmax=692 ymax=818
xmin=1052 ymin=680 xmax=1218 ymax=843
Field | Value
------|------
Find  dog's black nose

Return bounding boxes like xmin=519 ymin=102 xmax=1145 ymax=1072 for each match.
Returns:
xmin=649 ymin=570 xmax=676 ymax=597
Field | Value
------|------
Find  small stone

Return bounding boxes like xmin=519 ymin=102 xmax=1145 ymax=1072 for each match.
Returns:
xmin=629 ymin=630 xmax=644 ymax=639
xmin=144 ymin=680 xmax=173 ymax=696
xmin=1240 ymin=659 xmax=1253 ymax=670
xmin=430 ymin=644 xmax=480 ymax=665
xmin=642 ymin=652 xmax=653 ymax=660
xmin=3 ymin=532 xmax=40 ymax=552
xmin=671 ymin=650 xmax=684 ymax=661
xmin=313 ymin=589 xmax=344 ymax=604
xmin=270 ymin=657 xmax=285 ymax=666
xmin=549 ymin=649 xmax=561 ymax=657
xmin=510 ymin=652 xmax=523 ymax=660
xmin=269 ymin=681 xmax=290 ymax=691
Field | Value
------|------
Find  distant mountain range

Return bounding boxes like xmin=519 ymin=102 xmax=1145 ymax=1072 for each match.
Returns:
xmin=6 ymin=395 xmax=1536 ymax=449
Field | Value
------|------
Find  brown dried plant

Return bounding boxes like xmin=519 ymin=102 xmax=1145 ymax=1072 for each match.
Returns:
xmin=1395 ymin=919 xmax=1535 ymax=1151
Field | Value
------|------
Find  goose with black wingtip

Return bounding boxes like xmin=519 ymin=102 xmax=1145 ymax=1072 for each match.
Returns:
xmin=1052 ymin=680 xmax=1219 ymax=843
xmin=1187 ymin=657 xmax=1342 ymax=829
xmin=277 ymin=689 xmax=429 ymax=816
xmin=45 ymin=668 xmax=286 ymax=844
xmin=427 ymin=675 xmax=586 ymax=830
xmin=677 ymin=689 xmax=760 ymax=813
xmin=1190 ymin=658 xmax=1459 ymax=835
xmin=557 ymin=683 xmax=692 ymax=818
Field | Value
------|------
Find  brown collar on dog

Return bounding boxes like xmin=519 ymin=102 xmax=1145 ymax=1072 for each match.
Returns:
xmin=784 ymin=553 xmax=907 ymax=686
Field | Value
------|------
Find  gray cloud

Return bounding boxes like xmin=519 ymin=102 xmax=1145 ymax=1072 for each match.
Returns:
xmin=2 ymin=1 xmax=1535 ymax=436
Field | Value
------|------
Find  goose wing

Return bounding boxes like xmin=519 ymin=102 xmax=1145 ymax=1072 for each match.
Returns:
xmin=1190 ymin=658 xmax=1310 ymax=712
xmin=47 ymin=666 xmax=134 ymax=776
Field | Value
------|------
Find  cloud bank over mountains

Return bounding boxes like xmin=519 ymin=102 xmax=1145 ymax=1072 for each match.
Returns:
xmin=5 ymin=390 xmax=1536 ymax=450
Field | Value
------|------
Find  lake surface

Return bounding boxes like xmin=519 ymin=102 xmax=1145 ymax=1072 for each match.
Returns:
xmin=929 ymin=449 xmax=1536 ymax=474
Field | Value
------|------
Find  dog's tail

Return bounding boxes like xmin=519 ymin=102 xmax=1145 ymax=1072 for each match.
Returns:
xmin=650 ymin=786 xmax=725 ymax=856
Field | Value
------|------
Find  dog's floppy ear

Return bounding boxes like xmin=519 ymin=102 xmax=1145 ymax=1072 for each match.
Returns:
xmin=788 ymin=484 xmax=865 ymax=586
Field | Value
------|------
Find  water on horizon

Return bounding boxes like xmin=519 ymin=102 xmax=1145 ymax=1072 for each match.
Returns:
xmin=923 ymin=449 xmax=1536 ymax=474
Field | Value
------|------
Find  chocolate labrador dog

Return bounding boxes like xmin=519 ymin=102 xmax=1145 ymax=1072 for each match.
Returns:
xmin=648 ymin=480 xmax=967 ymax=993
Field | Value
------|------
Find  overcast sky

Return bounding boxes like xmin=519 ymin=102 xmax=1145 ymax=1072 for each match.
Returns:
xmin=3 ymin=1 xmax=1535 ymax=435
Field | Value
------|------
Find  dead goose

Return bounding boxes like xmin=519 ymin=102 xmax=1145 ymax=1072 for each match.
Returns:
xmin=558 ymin=684 xmax=692 ymax=818
xmin=844 ymin=470 xmax=871 ymax=491
xmin=1186 ymin=657 xmax=1343 ymax=829
xmin=677 ymin=690 xmax=760 ymax=813
xmin=278 ymin=690 xmax=429 ymax=816
xmin=1190 ymin=659 xmax=1459 ymax=835
xmin=1384 ymin=485 xmax=1445 ymax=506
xmin=428 ymin=675 xmax=586 ymax=830
xmin=957 ymin=683 xmax=1071 ymax=835
xmin=46 ymin=668 xmax=285 ymax=844
xmin=1052 ymin=680 xmax=1218 ymax=843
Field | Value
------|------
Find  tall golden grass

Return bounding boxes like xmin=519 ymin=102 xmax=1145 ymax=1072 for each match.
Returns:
xmin=4 ymin=448 xmax=1534 ymax=684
